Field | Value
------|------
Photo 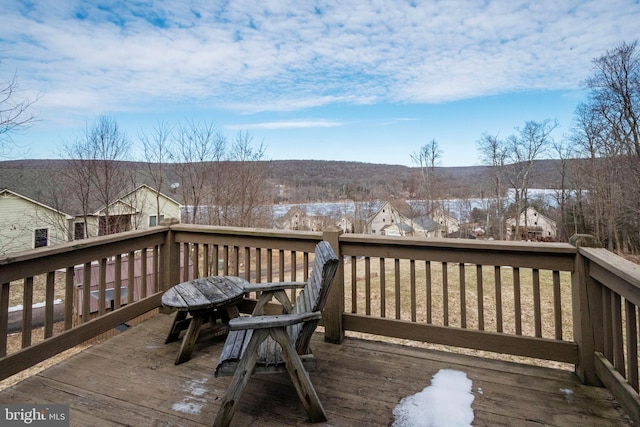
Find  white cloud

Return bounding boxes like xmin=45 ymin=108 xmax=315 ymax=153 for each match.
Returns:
xmin=229 ymin=119 xmax=345 ymax=130
xmin=1 ymin=0 xmax=639 ymax=115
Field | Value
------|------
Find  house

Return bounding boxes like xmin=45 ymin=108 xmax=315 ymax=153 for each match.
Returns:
xmin=0 ymin=189 xmax=73 ymax=255
xmin=366 ymin=201 xmax=438 ymax=238
xmin=506 ymin=207 xmax=557 ymax=241
xmin=274 ymin=206 xmax=332 ymax=232
xmin=337 ymin=216 xmax=354 ymax=233
xmin=0 ymin=185 xmax=182 ymax=254
xmin=430 ymin=208 xmax=460 ymax=237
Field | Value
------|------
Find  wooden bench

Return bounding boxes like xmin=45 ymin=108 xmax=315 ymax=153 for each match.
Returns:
xmin=161 ymin=276 xmax=247 ymax=365
xmin=213 ymin=241 xmax=339 ymax=426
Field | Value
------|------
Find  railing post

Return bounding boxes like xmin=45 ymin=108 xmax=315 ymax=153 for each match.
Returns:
xmin=162 ymin=226 xmax=181 ymax=293
xmin=571 ymin=235 xmax=604 ymax=386
xmin=322 ymin=226 xmax=344 ymax=344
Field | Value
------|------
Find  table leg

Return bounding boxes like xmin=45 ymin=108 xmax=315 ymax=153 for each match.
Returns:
xmin=165 ymin=310 xmax=190 ymax=344
xmin=223 ymin=304 xmax=240 ymax=321
xmin=175 ymin=312 xmax=204 ymax=365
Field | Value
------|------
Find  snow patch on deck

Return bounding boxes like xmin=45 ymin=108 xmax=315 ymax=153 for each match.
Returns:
xmin=171 ymin=377 xmax=210 ymax=415
xmin=393 ymin=369 xmax=475 ymax=427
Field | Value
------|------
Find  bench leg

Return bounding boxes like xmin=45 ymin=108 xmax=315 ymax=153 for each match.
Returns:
xmin=175 ymin=313 xmax=204 ymax=365
xmin=165 ymin=310 xmax=190 ymax=344
xmin=214 ymin=329 xmax=268 ymax=427
xmin=272 ymin=328 xmax=327 ymax=423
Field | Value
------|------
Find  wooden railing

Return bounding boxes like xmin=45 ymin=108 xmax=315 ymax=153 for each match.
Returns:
xmin=574 ymin=247 xmax=640 ymax=422
xmin=335 ymin=234 xmax=578 ymax=364
xmin=1 ymin=225 xmax=640 ymax=424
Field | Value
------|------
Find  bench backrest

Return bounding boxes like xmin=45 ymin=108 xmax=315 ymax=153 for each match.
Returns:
xmin=288 ymin=241 xmax=339 ymax=354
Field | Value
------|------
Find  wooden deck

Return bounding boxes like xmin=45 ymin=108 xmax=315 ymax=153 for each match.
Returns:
xmin=0 ymin=313 xmax=633 ymax=426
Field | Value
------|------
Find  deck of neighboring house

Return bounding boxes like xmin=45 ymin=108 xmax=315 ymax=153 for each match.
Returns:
xmin=0 ymin=313 xmax=631 ymax=426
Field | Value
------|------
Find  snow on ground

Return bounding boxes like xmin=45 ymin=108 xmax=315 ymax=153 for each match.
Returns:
xmin=393 ymin=369 xmax=475 ymax=427
xmin=9 ymin=299 xmax=62 ymax=312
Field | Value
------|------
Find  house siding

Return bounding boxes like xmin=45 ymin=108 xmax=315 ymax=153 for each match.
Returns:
xmin=0 ymin=192 xmax=70 ymax=255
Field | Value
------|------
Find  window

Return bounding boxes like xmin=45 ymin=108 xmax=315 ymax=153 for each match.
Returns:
xmin=74 ymin=222 xmax=85 ymax=240
xmin=149 ymin=214 xmax=166 ymax=227
xmin=34 ymin=228 xmax=48 ymax=248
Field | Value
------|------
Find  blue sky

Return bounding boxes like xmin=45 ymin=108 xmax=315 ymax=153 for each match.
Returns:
xmin=1 ymin=0 xmax=639 ymax=167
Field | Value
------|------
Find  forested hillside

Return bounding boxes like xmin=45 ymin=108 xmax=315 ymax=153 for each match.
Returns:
xmin=0 ymin=158 xmax=570 ymax=204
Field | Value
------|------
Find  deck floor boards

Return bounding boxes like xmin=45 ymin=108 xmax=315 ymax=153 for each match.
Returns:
xmin=0 ymin=313 xmax=633 ymax=426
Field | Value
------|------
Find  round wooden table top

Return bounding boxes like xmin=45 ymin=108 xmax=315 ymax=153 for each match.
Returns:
xmin=161 ymin=276 xmax=247 ymax=311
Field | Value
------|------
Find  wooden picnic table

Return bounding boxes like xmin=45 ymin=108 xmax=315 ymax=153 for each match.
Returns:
xmin=161 ymin=276 xmax=247 ymax=364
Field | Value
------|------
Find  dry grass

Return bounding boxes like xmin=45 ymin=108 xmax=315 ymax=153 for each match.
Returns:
xmin=343 ymin=257 xmax=575 ymax=370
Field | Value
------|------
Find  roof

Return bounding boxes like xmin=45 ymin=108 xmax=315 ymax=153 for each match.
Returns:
xmin=0 ymin=188 xmax=73 ymax=219
xmin=0 ymin=161 xmax=182 ymax=216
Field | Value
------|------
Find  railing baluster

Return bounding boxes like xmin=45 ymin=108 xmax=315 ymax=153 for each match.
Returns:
xmin=279 ymin=249 xmax=285 ymax=282
xmin=533 ymin=268 xmax=542 ymax=338
xmin=625 ymin=299 xmax=639 ymax=391
xmin=256 ymin=247 xmax=262 ymax=283
xmin=395 ymin=258 xmax=401 ymax=320
xmin=223 ymin=245 xmax=230 ymax=276
xmin=1 ymin=282 xmax=9 ymax=357
xmin=99 ymin=257 xmax=107 ymax=315
xmin=460 ymin=263 xmax=466 ymax=329
xmin=291 ymin=251 xmax=297 ymax=300
xmin=153 ymin=246 xmax=160 ymax=293
xmin=22 ymin=277 xmax=33 ymax=348
xmin=514 ymin=267 xmax=522 ymax=335
xmin=351 ymin=256 xmax=357 ymax=314
xmin=443 ymin=262 xmax=449 ymax=326
xmin=612 ymin=293 xmax=625 ymax=376
xmin=114 ymin=254 xmax=122 ymax=309
xmin=233 ymin=246 xmax=239 ymax=276
xmin=127 ymin=252 xmax=135 ymax=304
xmin=494 ymin=265 xmax=503 ymax=333
xmin=193 ymin=243 xmax=200 ymax=279
xmin=203 ymin=244 xmax=210 ymax=277
xmin=365 ymin=257 xmax=371 ymax=316
xmin=426 ymin=260 xmax=432 ymax=324
xmin=141 ymin=248 xmax=148 ymax=298
xmin=477 ymin=264 xmax=484 ymax=331
xmin=267 ymin=248 xmax=273 ymax=281
xmin=553 ymin=270 xmax=562 ymax=340
xmin=64 ymin=267 xmax=74 ymax=330
xmin=182 ymin=243 xmax=189 ymax=281
xmin=603 ymin=287 xmax=613 ymax=361
xmin=45 ymin=271 xmax=55 ymax=338
xmin=244 ymin=247 xmax=251 ymax=281
xmin=213 ymin=245 xmax=219 ymax=276
xmin=83 ymin=262 xmax=91 ymax=323
xmin=410 ymin=259 xmax=416 ymax=322
xmin=380 ymin=257 xmax=386 ymax=318
xmin=303 ymin=252 xmax=309 ymax=281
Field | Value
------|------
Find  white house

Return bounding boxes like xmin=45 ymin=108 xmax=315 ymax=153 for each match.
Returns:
xmin=366 ymin=201 xmax=439 ymax=238
xmin=430 ymin=208 xmax=460 ymax=237
xmin=0 ymin=189 xmax=72 ymax=255
xmin=73 ymin=184 xmax=182 ymax=239
xmin=506 ymin=207 xmax=557 ymax=241
xmin=274 ymin=206 xmax=331 ymax=232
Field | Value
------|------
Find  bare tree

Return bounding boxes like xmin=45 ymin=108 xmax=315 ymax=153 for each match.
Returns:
xmin=477 ymin=133 xmax=508 ymax=239
xmin=0 ymin=64 xmax=37 ymax=155
xmin=172 ymin=120 xmax=226 ymax=224
xmin=411 ymin=139 xmax=442 ymax=216
xmin=61 ymin=116 xmax=133 ymax=236
xmin=551 ymin=138 xmax=575 ymax=241
xmin=223 ymin=131 xmax=270 ymax=227
xmin=505 ymin=120 xmax=557 ymax=240
xmin=572 ymin=40 xmax=640 ymax=251
xmin=140 ymin=121 xmax=173 ymax=221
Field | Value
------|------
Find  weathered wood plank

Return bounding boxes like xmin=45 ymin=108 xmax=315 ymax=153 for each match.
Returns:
xmin=0 ymin=313 xmax=632 ymax=427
